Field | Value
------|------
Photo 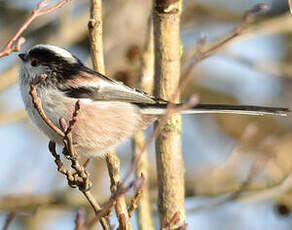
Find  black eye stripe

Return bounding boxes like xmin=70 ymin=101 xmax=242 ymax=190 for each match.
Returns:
xmin=28 ymin=48 xmax=63 ymax=63
xmin=26 ymin=46 xmax=85 ymax=81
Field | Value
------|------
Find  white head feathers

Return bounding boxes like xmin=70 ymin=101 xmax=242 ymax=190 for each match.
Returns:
xmin=29 ymin=44 xmax=75 ymax=60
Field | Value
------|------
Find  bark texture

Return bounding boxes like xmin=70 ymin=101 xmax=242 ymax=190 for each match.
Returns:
xmin=153 ymin=0 xmax=185 ymax=228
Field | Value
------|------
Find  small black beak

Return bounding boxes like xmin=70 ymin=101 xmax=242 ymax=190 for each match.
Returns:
xmin=18 ymin=53 xmax=27 ymax=61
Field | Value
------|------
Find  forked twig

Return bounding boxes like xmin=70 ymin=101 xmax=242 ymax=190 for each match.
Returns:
xmin=86 ymin=174 xmax=145 ymax=228
xmin=29 ymin=75 xmax=110 ymax=230
xmin=0 ymin=0 xmax=71 ymax=58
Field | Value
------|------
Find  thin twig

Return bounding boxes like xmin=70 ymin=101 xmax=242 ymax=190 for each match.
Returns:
xmin=183 ymin=3 xmax=270 ymax=79
xmin=128 ymin=173 xmax=145 ymax=218
xmin=29 ymin=75 xmax=110 ymax=230
xmin=88 ymin=0 xmax=132 ymax=229
xmin=86 ymin=176 xmax=145 ymax=228
xmin=2 ymin=212 xmax=16 ymax=230
xmin=123 ymin=95 xmax=199 ymax=185
xmin=106 ymin=154 xmax=131 ymax=229
xmin=29 ymin=74 xmax=64 ymax=137
xmin=121 ymin=3 xmax=271 ymax=188
xmin=74 ymin=209 xmax=86 ymax=230
xmin=0 ymin=0 xmax=71 ymax=58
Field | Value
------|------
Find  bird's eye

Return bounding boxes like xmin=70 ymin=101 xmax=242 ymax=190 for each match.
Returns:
xmin=31 ymin=58 xmax=39 ymax=67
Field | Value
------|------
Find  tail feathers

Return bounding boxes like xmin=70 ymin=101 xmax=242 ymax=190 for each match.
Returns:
xmin=138 ymin=103 xmax=290 ymax=116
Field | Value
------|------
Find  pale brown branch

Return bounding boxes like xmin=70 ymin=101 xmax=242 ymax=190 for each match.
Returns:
xmin=0 ymin=0 xmax=71 ymax=58
xmin=0 ymin=191 xmax=93 ymax=212
xmin=153 ymin=0 xmax=188 ymax=227
xmin=88 ymin=0 xmax=105 ymax=73
xmin=37 ymin=0 xmax=71 ymax=17
xmin=121 ymin=4 xmax=271 ymax=227
xmin=106 ymin=154 xmax=131 ymax=230
xmin=123 ymin=95 xmax=199 ymax=185
xmin=128 ymin=173 xmax=145 ymax=218
xmin=0 ymin=12 xmax=89 ymax=93
xmin=88 ymin=1 xmax=132 ymax=229
xmin=86 ymin=198 xmax=116 ymax=228
xmin=29 ymin=75 xmax=110 ymax=230
xmin=29 ymin=74 xmax=64 ymax=137
xmin=86 ymin=177 xmax=144 ymax=228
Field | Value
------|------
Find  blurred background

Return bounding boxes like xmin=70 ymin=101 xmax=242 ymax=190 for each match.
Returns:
xmin=1 ymin=0 xmax=292 ymax=229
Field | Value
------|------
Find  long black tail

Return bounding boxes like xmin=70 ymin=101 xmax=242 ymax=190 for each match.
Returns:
xmin=139 ymin=103 xmax=290 ymax=116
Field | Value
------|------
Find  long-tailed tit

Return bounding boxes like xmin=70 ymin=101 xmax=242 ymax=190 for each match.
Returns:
xmin=18 ymin=44 xmax=289 ymax=158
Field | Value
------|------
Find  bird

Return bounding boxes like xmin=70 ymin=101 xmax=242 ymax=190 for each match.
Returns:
xmin=18 ymin=44 xmax=289 ymax=158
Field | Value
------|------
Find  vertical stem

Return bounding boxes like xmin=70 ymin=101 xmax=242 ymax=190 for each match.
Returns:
xmin=153 ymin=0 xmax=185 ymax=228
xmin=131 ymin=14 xmax=155 ymax=230
xmin=106 ymin=154 xmax=132 ymax=230
xmin=88 ymin=0 xmax=105 ymax=73
xmin=87 ymin=1 xmax=114 ymax=229
xmin=88 ymin=1 xmax=132 ymax=229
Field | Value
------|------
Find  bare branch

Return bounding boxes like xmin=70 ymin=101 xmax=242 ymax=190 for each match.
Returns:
xmin=183 ymin=3 xmax=271 ymax=80
xmin=29 ymin=75 xmax=110 ymax=230
xmin=88 ymin=0 xmax=105 ymax=73
xmin=86 ymin=176 xmax=144 ymax=228
xmin=88 ymin=0 xmax=132 ymax=229
xmin=2 ymin=212 xmax=16 ymax=230
xmin=106 ymin=154 xmax=131 ymax=229
xmin=0 ymin=0 xmax=71 ymax=58
xmin=128 ymin=173 xmax=145 ymax=218
xmin=29 ymin=74 xmax=64 ymax=137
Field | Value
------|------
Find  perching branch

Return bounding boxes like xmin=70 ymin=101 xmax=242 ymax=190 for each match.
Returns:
xmin=29 ymin=74 xmax=64 ymax=137
xmin=28 ymin=75 xmax=110 ymax=230
xmin=0 ymin=0 xmax=71 ymax=58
